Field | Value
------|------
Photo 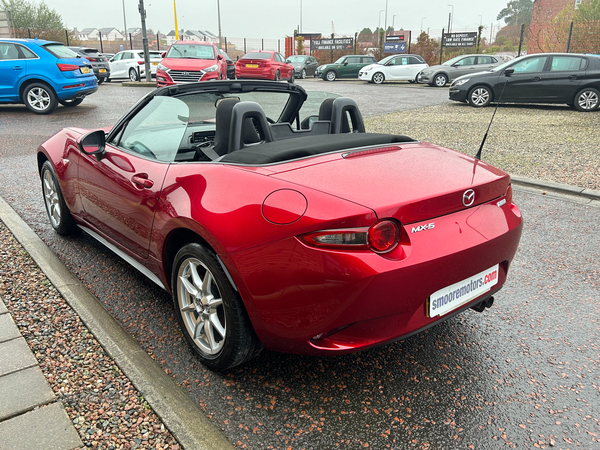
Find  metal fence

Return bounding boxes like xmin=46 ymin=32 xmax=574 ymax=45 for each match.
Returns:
xmin=8 ymin=21 xmax=600 ymax=64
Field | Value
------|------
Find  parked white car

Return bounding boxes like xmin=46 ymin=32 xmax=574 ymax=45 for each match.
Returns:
xmin=108 ymin=49 xmax=163 ymax=81
xmin=359 ymin=54 xmax=428 ymax=84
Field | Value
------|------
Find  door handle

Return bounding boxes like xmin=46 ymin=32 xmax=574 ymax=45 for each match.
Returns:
xmin=568 ymin=75 xmax=578 ymax=80
xmin=131 ymin=174 xmax=154 ymax=189
xmin=531 ymin=77 xmax=541 ymax=82
xmin=13 ymin=66 xmax=23 ymax=70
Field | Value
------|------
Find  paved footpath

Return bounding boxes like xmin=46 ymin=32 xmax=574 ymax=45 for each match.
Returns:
xmin=0 ymin=298 xmax=83 ymax=450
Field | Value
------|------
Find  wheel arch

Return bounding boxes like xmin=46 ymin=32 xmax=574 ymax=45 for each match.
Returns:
xmin=19 ymin=78 xmax=57 ymax=102
xmin=469 ymin=83 xmax=496 ymax=101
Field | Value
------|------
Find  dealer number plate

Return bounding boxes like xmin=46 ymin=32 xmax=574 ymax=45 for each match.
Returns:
xmin=99 ymin=68 xmax=106 ymax=73
xmin=246 ymin=64 xmax=259 ymax=68
xmin=428 ymin=264 xmax=499 ymax=318
xmin=80 ymin=67 xmax=90 ymax=74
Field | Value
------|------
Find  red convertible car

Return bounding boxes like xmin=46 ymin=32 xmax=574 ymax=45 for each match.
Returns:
xmin=38 ymin=80 xmax=523 ymax=370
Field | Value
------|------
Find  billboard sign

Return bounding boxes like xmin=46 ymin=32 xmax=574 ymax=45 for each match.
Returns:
xmin=310 ymin=38 xmax=354 ymax=51
xmin=383 ymin=42 xmax=407 ymax=53
xmin=443 ymin=32 xmax=477 ymax=47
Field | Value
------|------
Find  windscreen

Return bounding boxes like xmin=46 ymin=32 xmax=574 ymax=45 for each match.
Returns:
xmin=166 ymin=44 xmax=215 ymax=59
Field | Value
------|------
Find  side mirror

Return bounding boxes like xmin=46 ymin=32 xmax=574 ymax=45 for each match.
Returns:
xmin=217 ymin=54 xmax=223 ymax=60
xmin=286 ymin=59 xmax=291 ymax=64
xmin=343 ymin=61 xmax=348 ymax=66
xmin=504 ymin=68 xmax=515 ymax=76
xmin=78 ymin=130 xmax=106 ymax=161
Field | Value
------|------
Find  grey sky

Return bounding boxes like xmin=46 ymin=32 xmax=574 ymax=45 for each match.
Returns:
xmin=42 ymin=0 xmax=511 ymax=39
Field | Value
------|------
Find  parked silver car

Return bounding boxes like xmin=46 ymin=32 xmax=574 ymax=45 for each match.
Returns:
xmin=417 ymin=54 xmax=504 ymax=87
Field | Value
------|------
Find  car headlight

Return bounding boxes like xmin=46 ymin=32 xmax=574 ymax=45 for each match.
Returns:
xmin=317 ymin=65 xmax=325 ymax=71
xmin=204 ymin=64 xmax=218 ymax=72
xmin=454 ymin=78 xmax=470 ymax=86
xmin=157 ymin=63 xmax=168 ymax=71
xmin=364 ymin=66 xmax=373 ymax=72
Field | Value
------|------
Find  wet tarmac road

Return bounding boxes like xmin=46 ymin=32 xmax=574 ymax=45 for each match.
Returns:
xmin=1 ymin=82 xmax=599 ymax=449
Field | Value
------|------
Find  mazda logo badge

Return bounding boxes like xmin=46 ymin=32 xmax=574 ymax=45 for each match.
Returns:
xmin=463 ymin=189 xmax=475 ymax=207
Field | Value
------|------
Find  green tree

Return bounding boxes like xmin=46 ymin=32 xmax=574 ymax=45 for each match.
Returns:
xmin=0 ymin=0 xmax=65 ymax=29
xmin=497 ymin=0 xmax=534 ymax=25
xmin=575 ymin=0 xmax=600 ymax=21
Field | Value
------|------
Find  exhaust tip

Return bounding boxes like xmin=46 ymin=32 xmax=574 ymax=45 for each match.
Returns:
xmin=471 ymin=296 xmax=494 ymax=313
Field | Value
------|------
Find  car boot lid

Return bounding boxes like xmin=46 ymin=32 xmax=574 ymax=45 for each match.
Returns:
xmin=268 ymin=142 xmax=511 ymax=224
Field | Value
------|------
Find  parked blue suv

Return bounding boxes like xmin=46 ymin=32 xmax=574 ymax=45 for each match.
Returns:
xmin=0 ymin=38 xmax=98 ymax=114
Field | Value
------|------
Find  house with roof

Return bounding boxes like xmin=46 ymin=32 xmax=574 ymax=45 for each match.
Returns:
xmin=76 ymin=27 xmax=99 ymax=40
xmin=165 ymin=29 xmax=218 ymax=45
xmin=98 ymin=27 xmax=124 ymax=40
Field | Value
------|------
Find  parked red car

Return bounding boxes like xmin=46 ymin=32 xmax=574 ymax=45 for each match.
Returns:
xmin=37 ymin=80 xmax=522 ymax=370
xmin=235 ymin=51 xmax=294 ymax=81
xmin=156 ymin=41 xmax=226 ymax=86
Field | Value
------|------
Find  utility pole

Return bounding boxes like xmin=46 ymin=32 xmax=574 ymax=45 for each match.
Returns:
xmin=138 ymin=0 xmax=151 ymax=82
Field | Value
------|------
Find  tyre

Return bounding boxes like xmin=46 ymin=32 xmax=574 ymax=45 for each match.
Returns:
xmin=289 ymin=71 xmax=295 ymax=83
xmin=97 ymin=77 xmax=104 ymax=84
xmin=573 ymin=87 xmax=600 ymax=112
xmin=59 ymin=98 xmax=84 ymax=107
xmin=41 ymin=161 xmax=75 ymax=235
xmin=372 ymin=72 xmax=385 ymax=84
xmin=468 ymin=85 xmax=492 ymax=107
xmin=106 ymin=78 xmax=111 ymax=83
xmin=433 ymin=73 xmax=448 ymax=87
xmin=23 ymin=83 xmax=58 ymax=114
xmin=274 ymin=70 xmax=280 ymax=81
xmin=172 ymin=243 xmax=263 ymax=370
xmin=129 ymin=68 xmax=139 ymax=81
xmin=301 ymin=68 xmax=306 ymax=79
xmin=325 ymin=70 xmax=336 ymax=81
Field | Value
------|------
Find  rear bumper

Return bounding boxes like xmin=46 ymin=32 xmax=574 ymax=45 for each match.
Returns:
xmin=227 ymin=195 xmax=523 ymax=355
xmin=55 ymin=77 xmax=98 ymax=101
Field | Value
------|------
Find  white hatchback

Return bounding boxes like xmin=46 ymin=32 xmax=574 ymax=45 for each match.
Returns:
xmin=359 ymin=54 xmax=428 ymax=84
xmin=108 ymin=50 xmax=163 ymax=81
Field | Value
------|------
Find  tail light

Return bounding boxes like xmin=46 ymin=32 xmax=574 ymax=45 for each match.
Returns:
xmin=137 ymin=61 xmax=144 ymax=65
xmin=85 ymin=57 xmax=94 ymax=61
xmin=299 ymin=220 xmax=400 ymax=254
xmin=57 ymin=63 xmax=80 ymax=71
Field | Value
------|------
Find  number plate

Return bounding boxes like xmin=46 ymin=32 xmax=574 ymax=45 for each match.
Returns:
xmin=152 ymin=62 xmax=158 ymax=65
xmin=99 ymin=68 xmax=106 ymax=73
xmin=80 ymin=67 xmax=90 ymax=74
xmin=428 ymin=264 xmax=499 ymax=318
xmin=246 ymin=64 xmax=259 ymax=68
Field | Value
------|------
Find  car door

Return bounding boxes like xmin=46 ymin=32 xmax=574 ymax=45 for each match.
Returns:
xmin=306 ymin=56 xmax=318 ymax=76
xmin=77 ymin=96 xmax=189 ymax=257
xmin=476 ymin=55 xmax=499 ymax=71
xmin=340 ymin=56 xmax=361 ymax=78
xmin=0 ymin=42 xmax=28 ymax=100
xmin=109 ymin=52 xmax=124 ymax=78
xmin=497 ymin=55 xmax=549 ymax=102
xmin=542 ymin=55 xmax=586 ymax=102
xmin=385 ymin=56 xmax=414 ymax=80
xmin=449 ymin=56 xmax=477 ymax=80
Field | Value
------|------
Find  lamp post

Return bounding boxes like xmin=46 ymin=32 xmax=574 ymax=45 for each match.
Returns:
xmin=478 ymin=15 xmax=483 ymax=27
xmin=122 ymin=0 xmax=127 ymax=39
xmin=300 ymin=0 xmax=303 ymax=33
xmin=392 ymin=15 xmax=397 ymax=31
xmin=447 ymin=4 xmax=454 ymax=33
xmin=384 ymin=0 xmax=389 ymax=37
xmin=420 ymin=17 xmax=426 ymax=34
xmin=216 ymin=0 xmax=222 ymax=48
xmin=378 ymin=9 xmax=385 ymax=50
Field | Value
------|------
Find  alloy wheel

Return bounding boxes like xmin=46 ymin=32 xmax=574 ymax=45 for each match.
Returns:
xmin=42 ymin=169 xmax=61 ymax=228
xmin=177 ymin=257 xmax=226 ymax=355
xmin=27 ymin=87 xmax=52 ymax=112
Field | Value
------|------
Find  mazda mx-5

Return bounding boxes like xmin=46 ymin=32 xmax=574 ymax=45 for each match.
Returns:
xmin=38 ymin=80 xmax=523 ymax=369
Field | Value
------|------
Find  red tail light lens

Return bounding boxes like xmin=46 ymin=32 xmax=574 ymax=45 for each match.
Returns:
xmin=137 ymin=61 xmax=144 ymax=65
xmin=57 ymin=63 xmax=80 ymax=72
xmin=368 ymin=220 xmax=400 ymax=253
xmin=85 ymin=57 xmax=94 ymax=61
xmin=299 ymin=220 xmax=401 ymax=254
